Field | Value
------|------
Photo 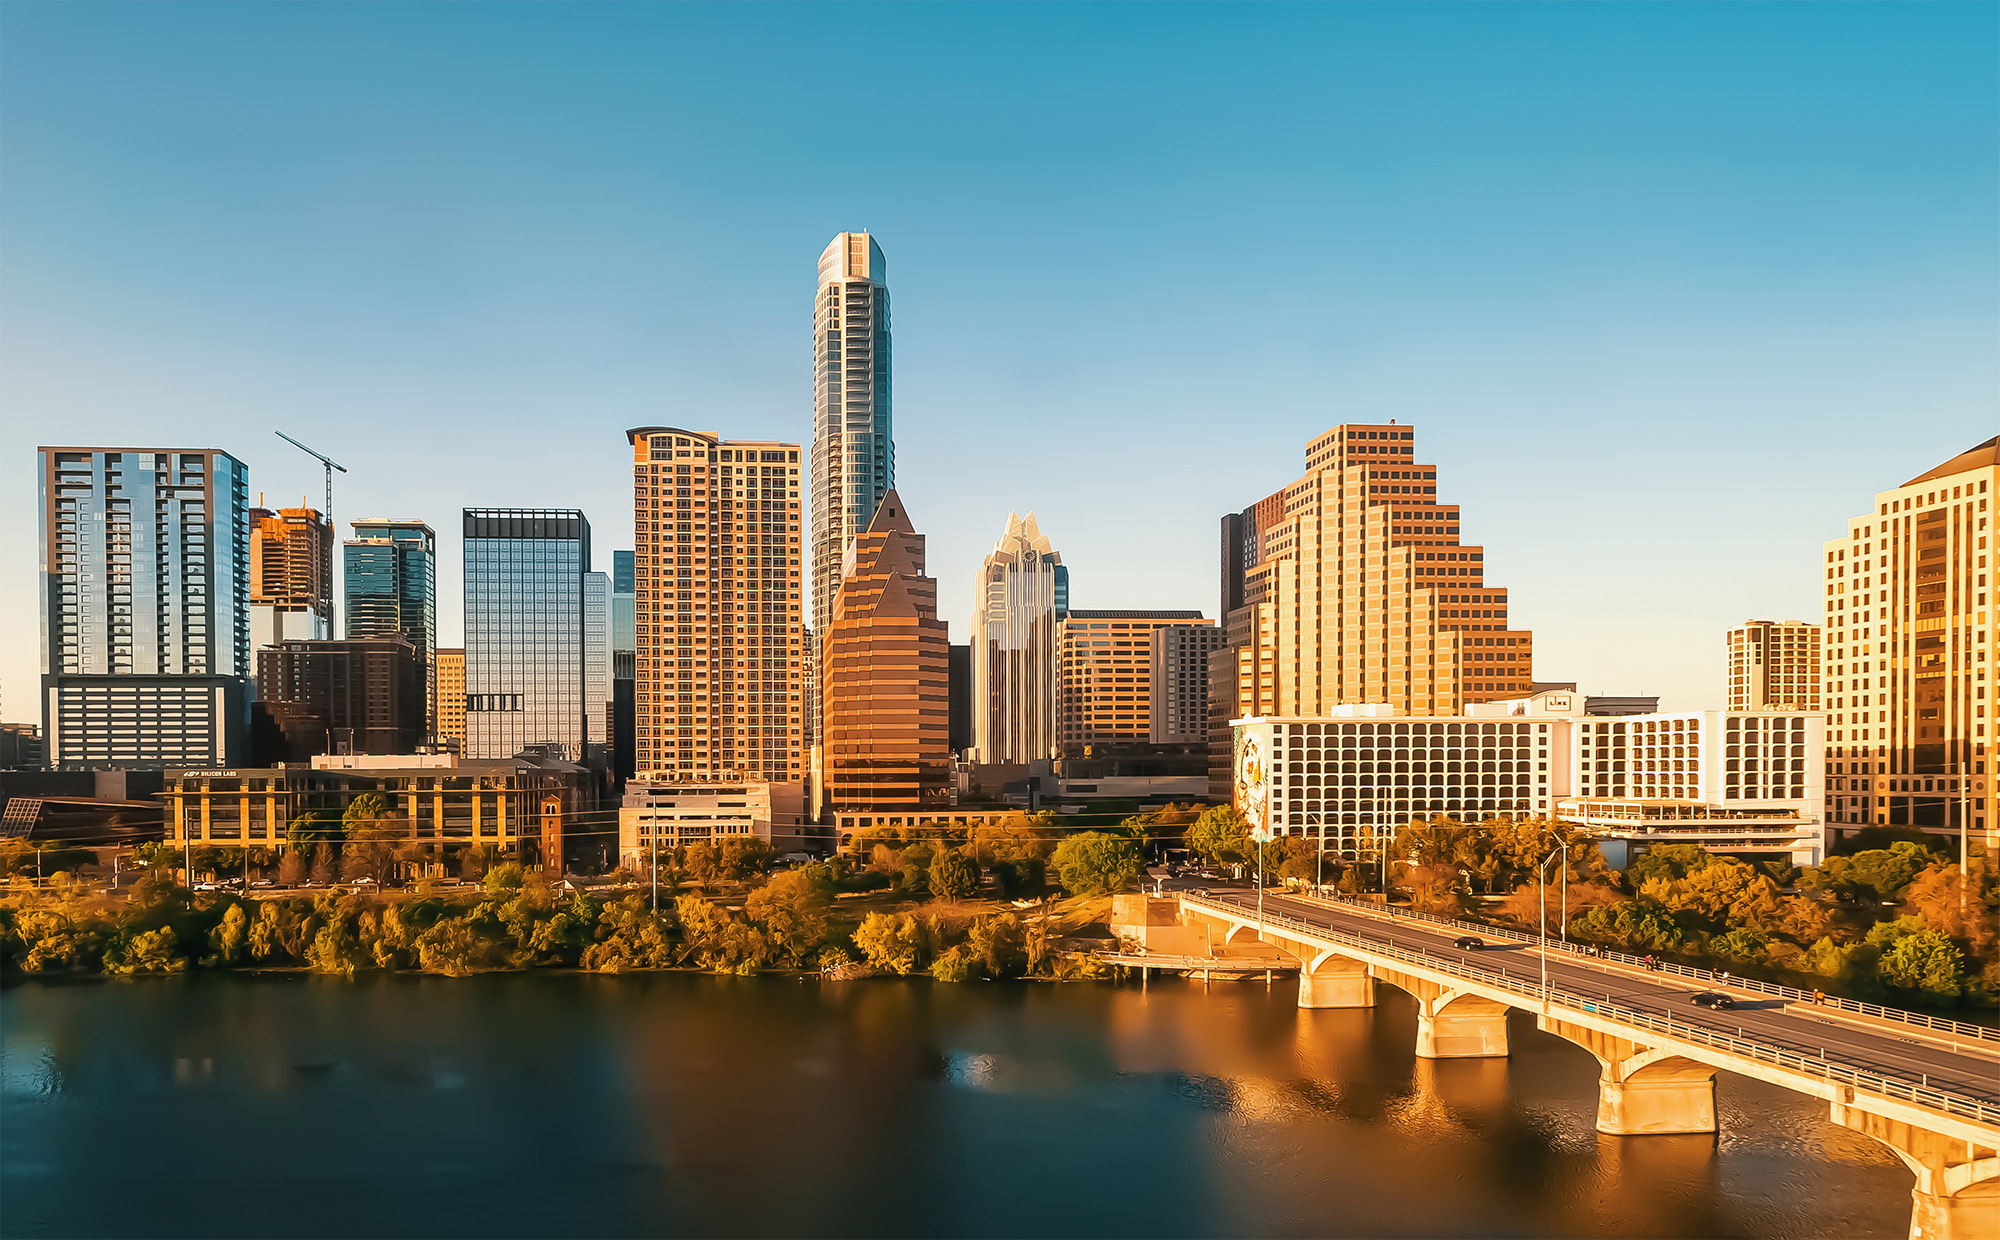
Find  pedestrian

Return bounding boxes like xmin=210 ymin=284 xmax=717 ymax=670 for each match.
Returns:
xmin=1720 ymin=970 xmax=1731 ymax=987
xmin=1812 ymin=989 xmax=1825 ymax=1006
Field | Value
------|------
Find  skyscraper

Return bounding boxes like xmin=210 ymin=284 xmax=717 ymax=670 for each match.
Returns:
xmin=971 ymin=512 xmax=1065 ymax=764
xmin=810 ymin=232 xmax=893 ymax=640
xmin=611 ymin=551 xmax=636 ymax=780
xmin=1821 ymin=437 xmax=1995 ymax=853
xmin=1150 ymin=622 xmax=1225 ymax=745
xmin=255 ymin=637 xmax=424 ymax=760
xmin=435 ymin=647 xmax=465 ymax=753
xmin=627 ymin=427 xmax=804 ymax=782
xmin=1213 ymin=423 xmax=1533 ymax=793
xmin=38 ymin=446 xmax=251 ymax=767
xmin=1727 ymin=619 xmax=1823 ymax=712
xmin=1057 ymin=610 xmax=1208 ymax=755
xmin=343 ymin=519 xmax=437 ymax=737
xmin=248 ymin=500 xmax=332 ymax=653
xmin=823 ymin=491 xmax=949 ymax=811
xmin=585 ymin=569 xmax=610 ymax=763
xmin=463 ymin=508 xmax=591 ymax=762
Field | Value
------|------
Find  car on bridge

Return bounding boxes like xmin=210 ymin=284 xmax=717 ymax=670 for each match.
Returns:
xmin=1453 ymin=935 xmax=1486 ymax=950
xmin=1688 ymin=991 xmax=1736 ymax=1010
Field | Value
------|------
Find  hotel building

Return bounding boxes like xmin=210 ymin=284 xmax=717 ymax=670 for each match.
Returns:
xmin=627 ymin=427 xmax=805 ymax=783
xmin=1212 ymin=422 xmax=1533 ymax=796
xmin=822 ymin=492 xmax=950 ymax=811
xmin=1056 ymin=610 xmax=1210 ymax=754
xmin=1821 ymin=437 xmax=1995 ymax=851
xmin=971 ymin=511 xmax=1067 ymax=764
xmin=1727 ymin=619 xmax=1822 ymax=713
xmin=38 ymin=446 xmax=252 ymax=768
xmin=343 ymin=519 xmax=437 ymax=735
xmin=463 ymin=509 xmax=591 ymax=762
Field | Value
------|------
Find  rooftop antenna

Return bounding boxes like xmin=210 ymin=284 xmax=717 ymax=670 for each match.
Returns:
xmin=274 ymin=432 xmax=347 ymax=530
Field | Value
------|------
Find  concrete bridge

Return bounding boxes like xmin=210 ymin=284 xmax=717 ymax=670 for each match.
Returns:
xmin=1139 ymin=888 xmax=2000 ymax=1240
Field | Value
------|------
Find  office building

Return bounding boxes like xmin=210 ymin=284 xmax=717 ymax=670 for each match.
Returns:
xmin=1151 ymin=623 xmax=1226 ymax=745
xmin=38 ymin=446 xmax=251 ymax=768
xmin=948 ymin=643 xmax=972 ymax=754
xmin=248 ymin=501 xmax=332 ymax=653
xmin=611 ymin=551 xmax=636 ymax=780
xmin=822 ymin=492 xmax=950 ymax=812
xmin=1211 ymin=423 xmax=1534 ymax=795
xmin=585 ymin=569 xmax=610 ymax=764
xmin=627 ymin=427 xmax=805 ymax=783
xmin=253 ymin=637 xmax=424 ymax=761
xmin=463 ymin=509 xmax=591 ymax=762
xmin=1056 ymin=610 xmax=1209 ymax=754
xmin=810 ymin=232 xmax=895 ymax=643
xmin=971 ymin=512 xmax=1066 ymax=764
xmin=343 ymin=519 xmax=437 ymax=736
xmin=619 ymin=777 xmax=811 ymax=868
xmin=0 ymin=724 xmax=44 ymax=770
xmin=435 ymin=648 xmax=465 ymax=753
xmin=1233 ymin=690 xmax=1826 ymax=867
xmin=1822 ymin=437 xmax=1996 ymax=851
xmin=1727 ymin=619 xmax=1822 ymax=712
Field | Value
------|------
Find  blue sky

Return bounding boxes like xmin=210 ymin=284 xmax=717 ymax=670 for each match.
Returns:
xmin=3 ymin=2 xmax=1995 ymax=715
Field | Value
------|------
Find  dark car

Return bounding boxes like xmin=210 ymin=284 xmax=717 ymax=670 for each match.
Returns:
xmin=1453 ymin=936 xmax=1485 ymax=950
xmin=1193 ymin=887 xmax=1212 ymax=897
xmin=1689 ymin=991 xmax=1735 ymax=1010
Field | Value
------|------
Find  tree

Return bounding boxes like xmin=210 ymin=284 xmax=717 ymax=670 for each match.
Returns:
xmin=582 ymin=895 xmax=675 ymax=972
xmin=897 ymin=843 xmax=934 ymax=895
xmin=745 ymin=864 xmax=834 ymax=965
xmin=684 ymin=841 xmax=721 ymax=887
xmin=309 ymin=844 xmax=335 ymax=886
xmin=1625 ymin=843 xmax=1721 ymax=891
xmin=967 ymin=912 xmax=1026 ymax=979
xmin=206 ymin=902 xmax=249 ymax=966
xmin=415 ymin=917 xmax=493 ymax=975
xmin=1901 ymin=864 xmax=1999 ymax=960
xmin=929 ymin=942 xmax=977 ymax=982
xmin=1804 ymin=843 xmax=1933 ymax=904
xmin=1276 ymin=836 xmax=1319 ymax=883
xmin=853 ymin=911 xmax=932 ymax=975
xmin=277 ymin=850 xmax=308 ymax=887
xmin=1875 ymin=927 xmax=1965 ymax=999
xmin=1187 ymin=806 xmax=1248 ymax=865
xmin=718 ymin=836 xmax=775 ymax=881
xmin=104 ymin=927 xmax=184 ymax=975
xmin=341 ymin=820 xmax=402 ymax=886
xmin=928 ymin=849 xmax=981 ymax=901
xmin=286 ymin=810 xmax=341 ymax=853
xmin=1641 ymin=859 xmax=1784 ymax=934
xmin=1050 ymin=832 xmax=1143 ymax=897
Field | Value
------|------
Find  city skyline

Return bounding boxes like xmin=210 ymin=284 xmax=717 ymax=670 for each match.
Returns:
xmin=3 ymin=4 xmax=1996 ymax=721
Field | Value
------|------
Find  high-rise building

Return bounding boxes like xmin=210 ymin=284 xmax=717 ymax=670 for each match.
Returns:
xmin=254 ymin=637 xmax=424 ymax=760
xmin=1727 ymin=619 xmax=1822 ymax=712
xmin=248 ymin=500 xmax=332 ymax=654
xmin=38 ymin=446 xmax=251 ymax=768
xmin=611 ymin=551 xmax=636 ymax=781
xmin=810 ymin=232 xmax=894 ymax=642
xmin=823 ymin=491 xmax=950 ymax=811
xmin=585 ymin=569 xmax=610 ymax=764
xmin=1056 ymin=610 xmax=1208 ymax=755
xmin=627 ymin=427 xmax=804 ymax=782
xmin=435 ymin=648 xmax=465 ymax=753
xmin=971 ymin=512 xmax=1065 ymax=764
xmin=343 ymin=519 xmax=437 ymax=737
xmin=463 ymin=509 xmax=591 ymax=762
xmin=1151 ymin=623 xmax=1226 ymax=745
xmin=1822 ymin=437 xmax=1996 ymax=852
xmin=1211 ymin=423 xmax=1534 ymax=795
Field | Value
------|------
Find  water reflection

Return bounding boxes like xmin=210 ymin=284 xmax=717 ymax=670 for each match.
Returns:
xmin=0 ymin=973 xmax=1914 ymax=1239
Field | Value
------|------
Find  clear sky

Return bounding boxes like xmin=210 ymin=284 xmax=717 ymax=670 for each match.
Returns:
xmin=3 ymin=2 xmax=1995 ymax=718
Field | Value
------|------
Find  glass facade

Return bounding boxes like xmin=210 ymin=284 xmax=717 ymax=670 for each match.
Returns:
xmin=585 ymin=570 xmax=610 ymax=758
xmin=810 ymin=232 xmax=894 ymax=639
xmin=343 ymin=519 xmax=437 ymax=736
xmin=38 ymin=446 xmax=251 ymax=767
xmin=463 ymin=509 xmax=590 ymax=762
xmin=970 ymin=511 xmax=1064 ymax=763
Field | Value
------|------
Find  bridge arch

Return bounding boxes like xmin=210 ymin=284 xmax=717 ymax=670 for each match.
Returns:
xmin=1538 ymin=1017 xmax=1717 ymax=1135
xmin=1297 ymin=948 xmax=1375 ymax=1009
xmin=1831 ymin=1102 xmax=2000 ymax=1240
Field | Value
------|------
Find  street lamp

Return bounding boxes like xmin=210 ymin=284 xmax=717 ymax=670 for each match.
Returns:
xmin=1537 ymin=845 xmax=1563 ymax=1011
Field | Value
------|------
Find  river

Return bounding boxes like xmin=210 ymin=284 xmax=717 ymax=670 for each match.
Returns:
xmin=1 ymin=972 xmax=1915 ymax=1238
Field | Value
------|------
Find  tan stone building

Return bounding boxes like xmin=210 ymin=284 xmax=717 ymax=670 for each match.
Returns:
xmin=619 ymin=778 xmax=811 ymax=869
xmin=1726 ymin=619 xmax=1822 ymax=712
xmin=434 ymin=648 xmax=465 ymax=753
xmin=1211 ymin=422 xmax=1534 ymax=795
xmin=1057 ymin=610 xmax=1209 ymax=755
xmin=1822 ymin=437 xmax=1996 ymax=851
xmin=628 ymin=427 xmax=805 ymax=784
xmin=822 ymin=492 xmax=950 ymax=812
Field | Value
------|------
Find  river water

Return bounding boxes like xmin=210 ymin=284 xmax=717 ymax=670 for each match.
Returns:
xmin=1 ymin=973 xmax=1914 ymax=1239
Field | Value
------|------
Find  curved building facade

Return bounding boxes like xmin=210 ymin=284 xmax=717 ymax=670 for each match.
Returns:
xmin=970 ymin=512 xmax=1066 ymax=764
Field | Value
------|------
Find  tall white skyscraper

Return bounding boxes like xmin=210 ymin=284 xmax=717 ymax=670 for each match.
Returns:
xmin=810 ymin=232 xmax=893 ymax=639
xmin=971 ymin=512 xmax=1066 ymax=765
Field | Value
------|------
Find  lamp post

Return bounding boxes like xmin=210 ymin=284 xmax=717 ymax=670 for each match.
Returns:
xmin=1252 ymin=824 xmax=1271 ymax=936
xmin=1537 ymin=845 xmax=1562 ymax=1011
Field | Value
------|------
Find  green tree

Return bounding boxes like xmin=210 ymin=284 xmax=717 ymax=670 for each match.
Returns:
xmin=415 ymin=917 xmax=493 ymax=975
xmin=853 ymin=911 xmax=933 ymax=975
xmin=928 ymin=849 xmax=981 ymax=901
xmin=967 ymin=912 xmax=1027 ymax=979
xmin=928 ymin=942 xmax=977 ymax=982
xmin=582 ymin=896 xmax=676 ymax=971
xmin=1875 ymin=928 xmax=1964 ymax=999
xmin=1804 ymin=843 xmax=1934 ymax=904
xmin=1050 ymin=832 xmax=1143 ymax=897
xmin=206 ymin=902 xmax=249 ymax=966
xmin=745 ymin=864 xmax=835 ymax=965
xmin=286 ymin=810 xmax=342 ymax=853
xmin=104 ymin=927 xmax=185 ymax=975
xmin=719 ymin=836 xmax=776 ymax=881
xmin=1187 ymin=806 xmax=1248 ymax=865
xmin=1623 ymin=843 xmax=1720 ymax=890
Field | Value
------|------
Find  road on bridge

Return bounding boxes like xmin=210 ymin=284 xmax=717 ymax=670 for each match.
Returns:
xmin=1168 ymin=879 xmax=1999 ymax=1106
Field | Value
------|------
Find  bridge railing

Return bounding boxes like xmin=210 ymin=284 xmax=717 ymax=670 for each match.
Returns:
xmin=1270 ymin=885 xmax=2000 ymax=1045
xmin=1180 ymin=892 xmax=2000 ymax=1127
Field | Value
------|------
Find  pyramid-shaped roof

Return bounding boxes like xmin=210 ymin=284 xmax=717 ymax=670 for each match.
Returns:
xmin=1904 ymin=437 xmax=1998 ymax=487
xmin=865 ymin=490 xmax=917 ymax=536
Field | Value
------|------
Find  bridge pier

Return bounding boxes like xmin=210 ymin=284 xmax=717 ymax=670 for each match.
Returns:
xmin=1831 ymin=1102 xmax=2000 ymax=1240
xmin=1540 ymin=1018 xmax=1716 ymax=1136
xmin=1297 ymin=951 xmax=1375 ymax=1009
xmin=1415 ymin=992 xmax=1511 ymax=1059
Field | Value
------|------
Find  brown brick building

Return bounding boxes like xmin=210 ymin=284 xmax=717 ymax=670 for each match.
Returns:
xmin=822 ymin=491 xmax=950 ymax=811
xmin=254 ymin=637 xmax=424 ymax=761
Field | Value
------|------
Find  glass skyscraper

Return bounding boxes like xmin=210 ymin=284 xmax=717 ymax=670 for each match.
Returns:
xmin=38 ymin=446 xmax=251 ymax=767
xmin=585 ymin=569 xmax=610 ymax=762
xmin=463 ymin=508 xmax=590 ymax=761
xmin=810 ymin=232 xmax=894 ymax=640
xmin=343 ymin=518 xmax=437 ymax=736
xmin=970 ymin=511 xmax=1065 ymax=764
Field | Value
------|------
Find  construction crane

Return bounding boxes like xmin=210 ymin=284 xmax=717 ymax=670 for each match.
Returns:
xmin=275 ymin=432 xmax=348 ymax=530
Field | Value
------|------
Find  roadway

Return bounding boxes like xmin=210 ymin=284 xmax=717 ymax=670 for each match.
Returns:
xmin=1165 ymin=878 xmax=2000 ymax=1107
